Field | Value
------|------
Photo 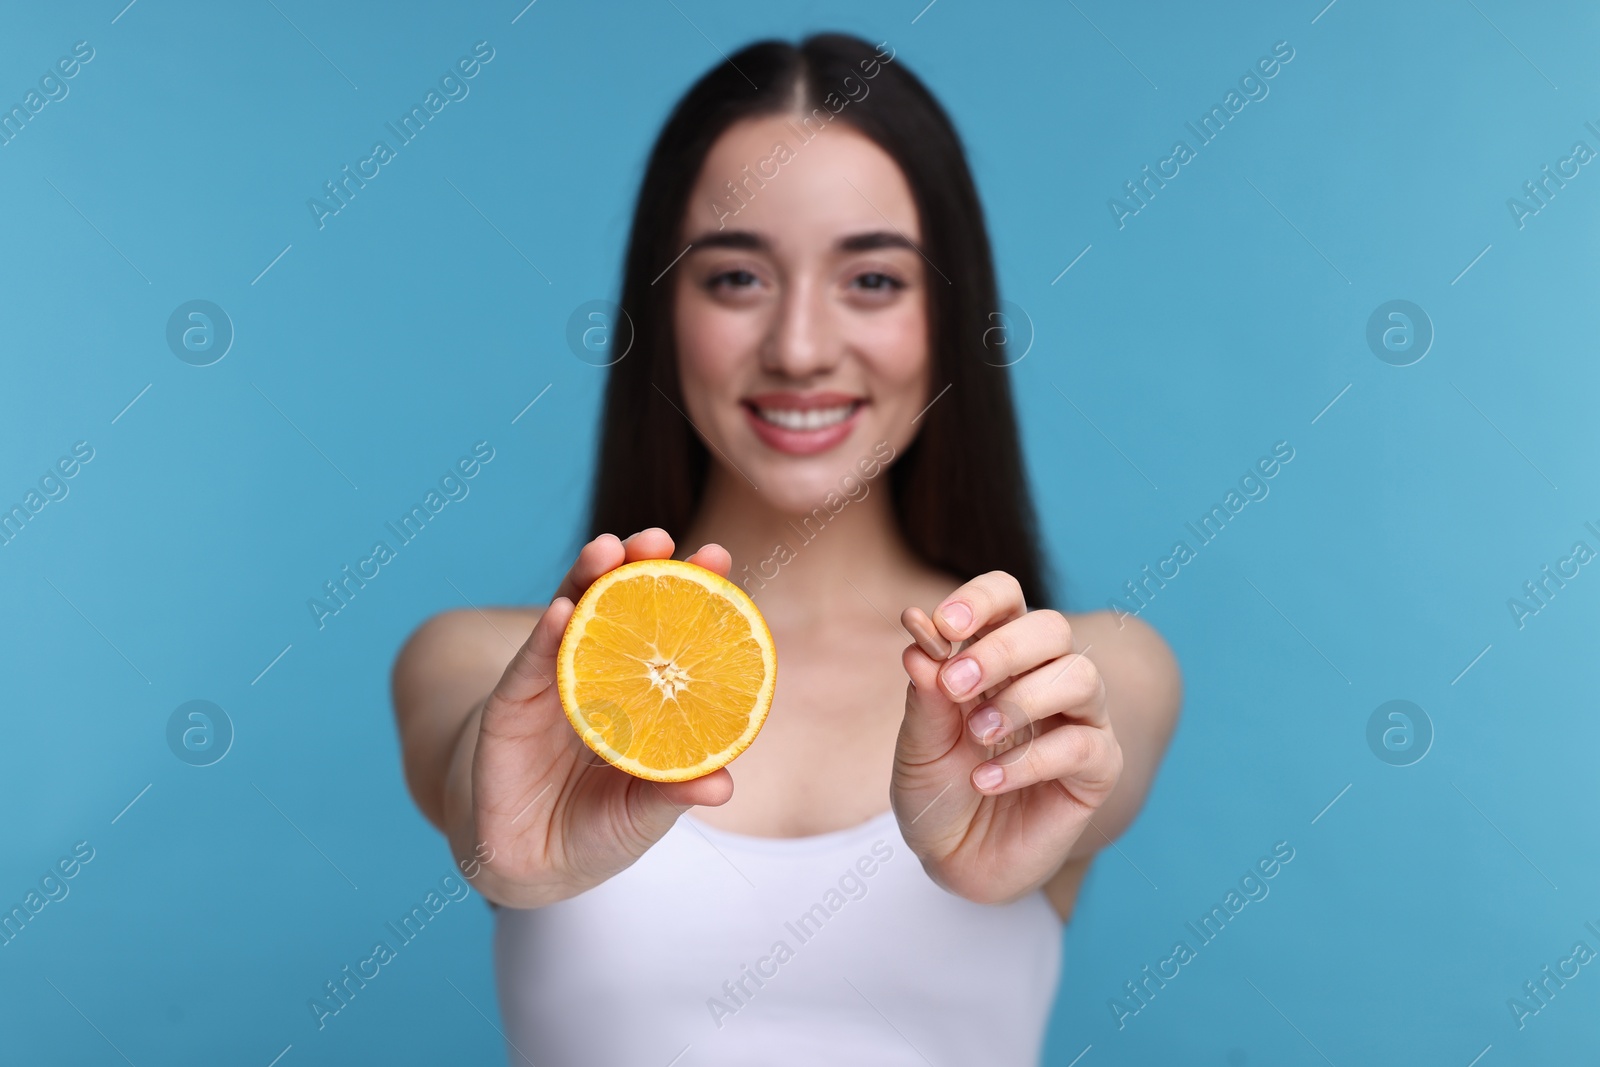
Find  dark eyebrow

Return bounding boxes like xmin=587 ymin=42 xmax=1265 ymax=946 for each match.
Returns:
xmin=682 ymin=229 xmax=921 ymax=255
xmin=836 ymin=230 xmax=919 ymax=254
xmin=685 ymin=230 xmax=769 ymax=252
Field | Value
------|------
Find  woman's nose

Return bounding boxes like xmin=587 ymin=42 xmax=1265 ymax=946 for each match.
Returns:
xmin=761 ymin=280 xmax=838 ymax=379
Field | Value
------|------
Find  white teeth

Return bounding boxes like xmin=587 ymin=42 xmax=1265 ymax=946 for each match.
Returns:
xmin=755 ymin=403 xmax=855 ymax=431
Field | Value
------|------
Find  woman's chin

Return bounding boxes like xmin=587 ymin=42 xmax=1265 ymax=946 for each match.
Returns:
xmin=765 ymin=486 xmax=853 ymax=517
xmin=732 ymin=464 xmax=867 ymax=517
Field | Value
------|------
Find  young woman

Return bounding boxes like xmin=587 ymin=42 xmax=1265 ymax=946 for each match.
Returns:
xmin=393 ymin=33 xmax=1181 ymax=1066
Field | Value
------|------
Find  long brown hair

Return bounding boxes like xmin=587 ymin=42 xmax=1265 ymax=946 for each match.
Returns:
xmin=585 ymin=32 xmax=1054 ymax=608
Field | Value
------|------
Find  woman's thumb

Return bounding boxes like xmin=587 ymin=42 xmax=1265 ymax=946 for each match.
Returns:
xmin=623 ymin=769 xmax=735 ymax=840
xmin=496 ymin=598 xmax=571 ymax=705
xmin=898 ymin=642 xmax=965 ymax=764
xmin=480 ymin=598 xmax=572 ymax=751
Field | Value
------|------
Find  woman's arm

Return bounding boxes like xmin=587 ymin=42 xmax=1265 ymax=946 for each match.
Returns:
xmin=1059 ymin=611 xmax=1181 ymax=858
xmin=1043 ymin=611 xmax=1182 ymax=919
xmin=390 ymin=607 xmax=536 ymax=841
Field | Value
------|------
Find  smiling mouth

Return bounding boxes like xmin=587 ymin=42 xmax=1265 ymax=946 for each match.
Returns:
xmin=745 ymin=400 xmax=864 ymax=431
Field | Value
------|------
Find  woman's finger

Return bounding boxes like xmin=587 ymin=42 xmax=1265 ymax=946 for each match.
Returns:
xmin=963 ymin=650 xmax=1105 ymax=743
xmin=549 ymin=534 xmax=623 ymax=606
xmin=549 ymin=528 xmax=677 ymax=605
xmin=970 ymin=720 xmax=1122 ymax=800
xmin=931 ymin=570 xmax=1028 ymax=646
xmin=620 ymin=527 xmax=677 ymax=562
xmin=684 ymin=542 xmax=732 ymax=579
xmin=934 ymin=608 xmax=1076 ymax=705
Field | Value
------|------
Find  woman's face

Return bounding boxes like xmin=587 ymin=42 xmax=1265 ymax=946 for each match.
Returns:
xmin=673 ymin=113 xmax=931 ymax=513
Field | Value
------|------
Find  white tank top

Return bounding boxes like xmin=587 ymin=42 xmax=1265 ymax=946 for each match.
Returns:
xmin=492 ymin=806 xmax=1063 ymax=1065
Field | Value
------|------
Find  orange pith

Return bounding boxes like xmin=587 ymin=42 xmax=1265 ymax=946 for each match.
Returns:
xmin=556 ymin=559 xmax=776 ymax=782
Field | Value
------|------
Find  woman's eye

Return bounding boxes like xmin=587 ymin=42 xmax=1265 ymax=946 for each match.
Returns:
xmin=852 ymin=272 xmax=904 ymax=292
xmin=707 ymin=269 xmax=759 ymax=290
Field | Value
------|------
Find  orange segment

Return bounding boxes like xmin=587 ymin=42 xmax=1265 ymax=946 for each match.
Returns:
xmin=556 ymin=558 xmax=776 ymax=782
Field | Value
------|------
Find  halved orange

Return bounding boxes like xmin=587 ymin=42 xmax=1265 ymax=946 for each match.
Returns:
xmin=556 ymin=558 xmax=776 ymax=782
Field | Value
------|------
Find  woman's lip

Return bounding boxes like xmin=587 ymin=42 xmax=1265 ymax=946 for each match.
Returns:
xmin=742 ymin=400 xmax=864 ymax=456
xmin=743 ymin=391 xmax=864 ymax=411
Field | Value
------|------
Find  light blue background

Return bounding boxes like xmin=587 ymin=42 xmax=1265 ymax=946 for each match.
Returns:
xmin=3 ymin=1 xmax=1596 ymax=1063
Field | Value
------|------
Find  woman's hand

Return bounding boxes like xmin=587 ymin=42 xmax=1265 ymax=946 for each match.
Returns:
xmin=457 ymin=528 xmax=735 ymax=908
xmin=890 ymin=572 xmax=1123 ymax=906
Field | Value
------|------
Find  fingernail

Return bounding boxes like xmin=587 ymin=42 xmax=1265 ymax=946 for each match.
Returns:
xmin=939 ymin=601 xmax=972 ymax=633
xmin=941 ymin=657 xmax=981 ymax=698
xmin=973 ymin=763 xmax=1004 ymax=791
xmin=967 ymin=707 xmax=1007 ymax=744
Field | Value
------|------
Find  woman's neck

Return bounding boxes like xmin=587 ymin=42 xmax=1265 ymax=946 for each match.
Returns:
xmin=681 ymin=464 xmax=941 ymax=631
